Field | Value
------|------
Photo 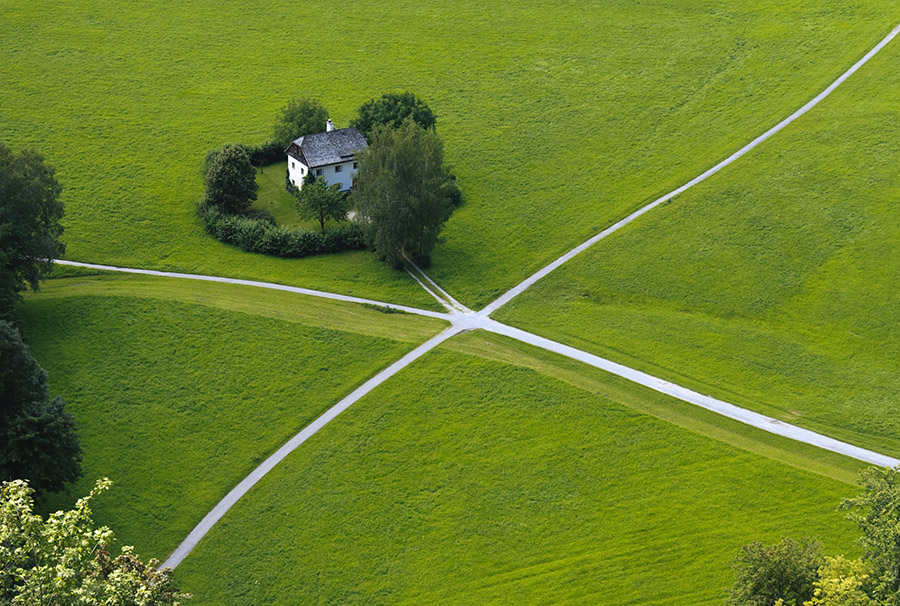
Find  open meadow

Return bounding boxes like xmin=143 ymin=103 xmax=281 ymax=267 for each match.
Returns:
xmin=497 ymin=32 xmax=900 ymax=457
xmin=6 ymin=0 xmax=900 ymax=602
xmin=175 ymin=337 xmax=861 ymax=604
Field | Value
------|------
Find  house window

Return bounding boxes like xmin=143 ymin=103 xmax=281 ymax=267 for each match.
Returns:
xmin=301 ymin=167 xmax=305 ymax=175
xmin=353 ymin=162 xmax=358 ymax=169
xmin=316 ymin=169 xmax=322 ymax=177
xmin=291 ymin=161 xmax=295 ymax=169
xmin=334 ymin=165 xmax=343 ymax=173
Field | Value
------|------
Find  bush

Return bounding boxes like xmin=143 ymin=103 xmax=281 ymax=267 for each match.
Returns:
xmin=197 ymin=202 xmax=365 ymax=258
xmin=204 ymin=143 xmax=257 ymax=213
xmin=247 ymin=140 xmax=283 ymax=167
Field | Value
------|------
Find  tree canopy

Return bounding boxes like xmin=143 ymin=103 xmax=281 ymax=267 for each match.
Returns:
xmin=351 ymin=119 xmax=457 ymax=267
xmin=351 ymin=92 xmax=436 ymax=140
xmin=1 ymin=478 xmax=191 ymax=605
xmin=203 ymin=143 xmax=258 ymax=214
xmin=0 ymin=143 xmax=65 ymax=322
xmin=728 ymin=537 xmax=823 ymax=606
xmin=292 ymin=177 xmax=348 ymax=233
xmin=842 ymin=466 xmax=900 ymax=604
xmin=272 ymin=97 xmax=329 ymax=149
xmin=0 ymin=320 xmax=81 ymax=494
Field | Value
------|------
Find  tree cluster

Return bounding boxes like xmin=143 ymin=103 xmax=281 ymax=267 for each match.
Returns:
xmin=729 ymin=466 xmax=900 ymax=606
xmin=0 ymin=142 xmax=65 ymax=322
xmin=351 ymin=92 xmax=437 ymax=140
xmin=1 ymin=478 xmax=190 ymax=605
xmin=0 ymin=320 xmax=82 ymax=494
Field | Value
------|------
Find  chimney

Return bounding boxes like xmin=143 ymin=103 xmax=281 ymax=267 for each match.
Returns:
xmin=326 ymin=119 xmax=334 ymax=132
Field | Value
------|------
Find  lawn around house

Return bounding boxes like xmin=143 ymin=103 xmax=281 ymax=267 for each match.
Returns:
xmin=2 ymin=1 xmax=899 ymax=307
xmin=175 ymin=341 xmax=860 ymax=605
xmin=21 ymin=276 xmax=445 ymax=559
xmin=496 ymin=34 xmax=900 ymax=457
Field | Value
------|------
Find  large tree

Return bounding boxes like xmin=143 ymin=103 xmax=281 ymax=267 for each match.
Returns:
xmin=842 ymin=466 xmax=900 ymax=604
xmin=351 ymin=119 xmax=457 ymax=267
xmin=0 ymin=320 xmax=81 ymax=494
xmin=293 ymin=177 xmax=348 ymax=233
xmin=351 ymin=92 xmax=436 ymax=140
xmin=204 ymin=143 xmax=258 ymax=214
xmin=272 ymin=97 xmax=329 ymax=149
xmin=1 ymin=478 xmax=191 ymax=604
xmin=0 ymin=143 xmax=65 ymax=322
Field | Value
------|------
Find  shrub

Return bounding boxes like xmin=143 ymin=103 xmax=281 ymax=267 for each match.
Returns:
xmin=197 ymin=202 xmax=365 ymax=258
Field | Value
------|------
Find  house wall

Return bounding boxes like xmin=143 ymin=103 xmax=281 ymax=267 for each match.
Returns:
xmin=287 ymin=157 xmax=308 ymax=188
xmin=289 ymin=159 xmax=358 ymax=191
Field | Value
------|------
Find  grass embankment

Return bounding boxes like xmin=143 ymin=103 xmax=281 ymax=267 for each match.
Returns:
xmin=497 ymin=39 xmax=900 ymax=456
xmin=177 ymin=337 xmax=861 ymax=605
xmin=2 ymin=2 xmax=898 ymax=307
xmin=22 ymin=275 xmax=446 ymax=559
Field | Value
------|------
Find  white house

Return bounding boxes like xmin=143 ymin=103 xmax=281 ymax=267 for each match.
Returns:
xmin=285 ymin=120 xmax=367 ymax=191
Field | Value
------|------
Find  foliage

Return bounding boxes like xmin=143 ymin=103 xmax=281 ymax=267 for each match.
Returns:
xmin=352 ymin=119 xmax=457 ymax=266
xmin=197 ymin=202 xmax=364 ymax=257
xmin=804 ymin=557 xmax=876 ymax=606
xmin=292 ymin=178 xmax=349 ymax=233
xmin=350 ymin=92 xmax=436 ymax=140
xmin=0 ymin=320 xmax=81 ymax=494
xmin=272 ymin=97 xmax=329 ymax=149
xmin=0 ymin=142 xmax=64 ymax=322
xmin=727 ymin=537 xmax=823 ymax=606
xmin=0 ymin=478 xmax=190 ymax=605
xmin=203 ymin=144 xmax=258 ymax=214
xmin=842 ymin=467 xmax=900 ymax=604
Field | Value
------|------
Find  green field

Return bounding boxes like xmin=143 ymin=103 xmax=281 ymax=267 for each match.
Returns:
xmin=7 ymin=0 xmax=900 ymax=603
xmin=497 ymin=33 xmax=900 ymax=457
xmin=2 ymin=1 xmax=898 ymax=307
xmin=175 ymin=338 xmax=860 ymax=604
xmin=22 ymin=275 xmax=445 ymax=558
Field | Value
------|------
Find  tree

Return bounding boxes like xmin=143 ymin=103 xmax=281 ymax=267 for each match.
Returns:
xmin=804 ymin=556 xmax=876 ymax=606
xmin=842 ymin=466 xmax=900 ymax=604
xmin=272 ymin=97 xmax=329 ymax=149
xmin=728 ymin=537 xmax=823 ymax=606
xmin=0 ymin=478 xmax=191 ymax=605
xmin=0 ymin=320 xmax=81 ymax=494
xmin=0 ymin=142 xmax=65 ymax=322
xmin=351 ymin=92 xmax=436 ymax=140
xmin=292 ymin=177 xmax=348 ymax=233
xmin=351 ymin=119 xmax=457 ymax=267
xmin=203 ymin=143 xmax=257 ymax=214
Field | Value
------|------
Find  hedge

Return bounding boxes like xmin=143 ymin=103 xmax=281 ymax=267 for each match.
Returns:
xmin=197 ymin=202 xmax=366 ymax=258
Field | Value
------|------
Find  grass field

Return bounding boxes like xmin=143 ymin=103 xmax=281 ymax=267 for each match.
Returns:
xmin=2 ymin=1 xmax=898 ymax=307
xmin=175 ymin=338 xmax=861 ymax=604
xmin=497 ymin=36 xmax=900 ymax=456
xmin=21 ymin=275 xmax=445 ymax=558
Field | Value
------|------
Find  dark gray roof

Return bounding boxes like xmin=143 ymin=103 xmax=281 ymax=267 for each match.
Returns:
xmin=287 ymin=127 xmax=367 ymax=168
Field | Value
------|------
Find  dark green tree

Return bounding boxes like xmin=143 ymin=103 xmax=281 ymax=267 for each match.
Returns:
xmin=272 ymin=97 xmax=329 ymax=149
xmin=293 ymin=178 xmax=348 ymax=233
xmin=0 ymin=320 xmax=81 ymax=494
xmin=204 ymin=143 xmax=258 ymax=214
xmin=727 ymin=537 xmax=823 ymax=606
xmin=0 ymin=143 xmax=65 ymax=322
xmin=351 ymin=119 xmax=457 ymax=267
xmin=351 ymin=92 xmax=437 ymax=140
xmin=842 ymin=466 xmax=900 ymax=605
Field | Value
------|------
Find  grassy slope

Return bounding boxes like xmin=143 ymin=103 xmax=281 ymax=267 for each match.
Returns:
xmin=497 ymin=38 xmax=900 ymax=455
xmin=176 ymin=338 xmax=860 ymax=605
xmin=2 ymin=1 xmax=898 ymax=307
xmin=21 ymin=276 xmax=445 ymax=559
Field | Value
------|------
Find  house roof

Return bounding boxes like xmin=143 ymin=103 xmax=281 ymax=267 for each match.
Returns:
xmin=286 ymin=127 xmax=367 ymax=168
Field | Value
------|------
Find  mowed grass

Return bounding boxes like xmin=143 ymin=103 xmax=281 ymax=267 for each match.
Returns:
xmin=3 ymin=2 xmax=899 ymax=307
xmin=176 ymin=337 xmax=861 ymax=605
xmin=497 ymin=38 xmax=900 ymax=455
xmin=20 ymin=276 xmax=445 ymax=559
